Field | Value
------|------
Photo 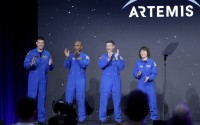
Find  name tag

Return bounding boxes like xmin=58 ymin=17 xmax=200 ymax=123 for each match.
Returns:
xmin=146 ymin=64 xmax=151 ymax=68
xmin=42 ymin=55 xmax=48 ymax=59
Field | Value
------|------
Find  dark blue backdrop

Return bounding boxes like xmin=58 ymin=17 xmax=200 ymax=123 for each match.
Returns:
xmin=39 ymin=0 xmax=200 ymax=121
xmin=0 ymin=0 xmax=37 ymax=124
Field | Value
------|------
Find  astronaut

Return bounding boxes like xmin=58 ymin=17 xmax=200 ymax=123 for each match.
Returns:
xmin=133 ymin=46 xmax=158 ymax=121
xmin=24 ymin=36 xmax=54 ymax=124
xmin=64 ymin=41 xmax=90 ymax=123
xmin=98 ymin=40 xmax=125 ymax=125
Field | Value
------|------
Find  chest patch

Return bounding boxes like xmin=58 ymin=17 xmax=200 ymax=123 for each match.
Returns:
xmin=79 ymin=57 xmax=83 ymax=60
xmin=146 ymin=64 xmax=151 ymax=68
xmin=42 ymin=55 xmax=48 ymax=59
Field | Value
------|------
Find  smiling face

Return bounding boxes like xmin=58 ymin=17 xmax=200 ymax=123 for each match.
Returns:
xmin=74 ymin=41 xmax=82 ymax=53
xmin=106 ymin=42 xmax=115 ymax=53
xmin=140 ymin=49 xmax=148 ymax=59
xmin=36 ymin=39 xmax=45 ymax=50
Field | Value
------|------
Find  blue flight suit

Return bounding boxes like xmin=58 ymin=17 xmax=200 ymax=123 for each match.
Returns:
xmin=24 ymin=48 xmax=54 ymax=122
xmin=98 ymin=53 xmax=125 ymax=123
xmin=133 ymin=58 xmax=158 ymax=120
xmin=64 ymin=52 xmax=90 ymax=122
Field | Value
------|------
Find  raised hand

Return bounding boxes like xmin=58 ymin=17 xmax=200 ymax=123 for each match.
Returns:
xmin=137 ymin=70 xmax=142 ymax=77
xmin=31 ymin=55 xmax=38 ymax=66
xmin=31 ymin=57 xmax=36 ymax=66
xmin=49 ymin=57 xmax=53 ymax=66
xmin=64 ymin=48 xmax=70 ymax=58
xmin=115 ymin=49 xmax=119 ymax=59
xmin=144 ymin=76 xmax=150 ymax=83
xmin=108 ymin=52 xmax=113 ymax=61
xmin=75 ymin=51 xmax=80 ymax=60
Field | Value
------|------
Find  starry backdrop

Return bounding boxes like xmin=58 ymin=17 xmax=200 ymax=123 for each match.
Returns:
xmin=38 ymin=0 xmax=200 ymax=121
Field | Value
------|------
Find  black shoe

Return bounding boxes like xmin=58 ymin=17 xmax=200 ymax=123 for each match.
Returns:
xmin=38 ymin=122 xmax=46 ymax=125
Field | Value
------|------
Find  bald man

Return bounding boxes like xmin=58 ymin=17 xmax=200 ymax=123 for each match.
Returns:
xmin=64 ymin=41 xmax=90 ymax=123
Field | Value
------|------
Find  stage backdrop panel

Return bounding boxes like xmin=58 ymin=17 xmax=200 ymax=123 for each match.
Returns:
xmin=39 ymin=0 xmax=200 ymax=121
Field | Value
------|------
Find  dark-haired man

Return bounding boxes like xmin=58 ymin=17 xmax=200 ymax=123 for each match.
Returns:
xmin=24 ymin=37 xmax=54 ymax=124
xmin=98 ymin=40 xmax=125 ymax=125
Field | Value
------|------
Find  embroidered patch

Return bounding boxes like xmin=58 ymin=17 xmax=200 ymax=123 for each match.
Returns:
xmin=86 ymin=55 xmax=90 ymax=60
xmin=78 ymin=57 xmax=83 ymax=60
xmin=146 ymin=64 xmax=151 ymax=68
xmin=42 ymin=55 xmax=48 ymax=59
xmin=154 ymin=62 xmax=157 ymax=66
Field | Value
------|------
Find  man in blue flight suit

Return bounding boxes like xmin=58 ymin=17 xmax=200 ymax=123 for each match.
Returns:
xmin=24 ymin=37 xmax=54 ymax=125
xmin=64 ymin=41 xmax=90 ymax=123
xmin=133 ymin=46 xmax=158 ymax=121
xmin=98 ymin=40 xmax=125 ymax=125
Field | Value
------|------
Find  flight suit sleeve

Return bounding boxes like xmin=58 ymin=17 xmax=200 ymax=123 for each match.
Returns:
xmin=148 ymin=61 xmax=158 ymax=81
xmin=116 ymin=56 xmax=125 ymax=70
xmin=133 ymin=61 xmax=140 ymax=79
xmin=24 ymin=51 xmax=32 ymax=69
xmin=49 ymin=64 xmax=54 ymax=71
xmin=98 ymin=55 xmax=111 ymax=69
xmin=77 ymin=55 xmax=90 ymax=68
xmin=64 ymin=55 xmax=71 ymax=69
xmin=24 ymin=51 xmax=39 ymax=69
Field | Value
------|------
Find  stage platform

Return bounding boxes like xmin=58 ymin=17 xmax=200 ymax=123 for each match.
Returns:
xmin=28 ymin=120 xmax=200 ymax=125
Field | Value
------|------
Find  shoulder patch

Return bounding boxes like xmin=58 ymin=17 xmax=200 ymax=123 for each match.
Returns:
xmin=86 ymin=55 xmax=90 ymax=60
xmin=154 ymin=62 xmax=157 ymax=67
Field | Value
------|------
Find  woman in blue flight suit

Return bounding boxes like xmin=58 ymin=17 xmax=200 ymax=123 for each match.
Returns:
xmin=133 ymin=46 xmax=158 ymax=121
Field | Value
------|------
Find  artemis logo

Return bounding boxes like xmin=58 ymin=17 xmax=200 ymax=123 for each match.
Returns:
xmin=122 ymin=0 xmax=200 ymax=17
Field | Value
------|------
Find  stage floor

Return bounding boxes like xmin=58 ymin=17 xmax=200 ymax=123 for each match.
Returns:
xmin=30 ymin=120 xmax=200 ymax=125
